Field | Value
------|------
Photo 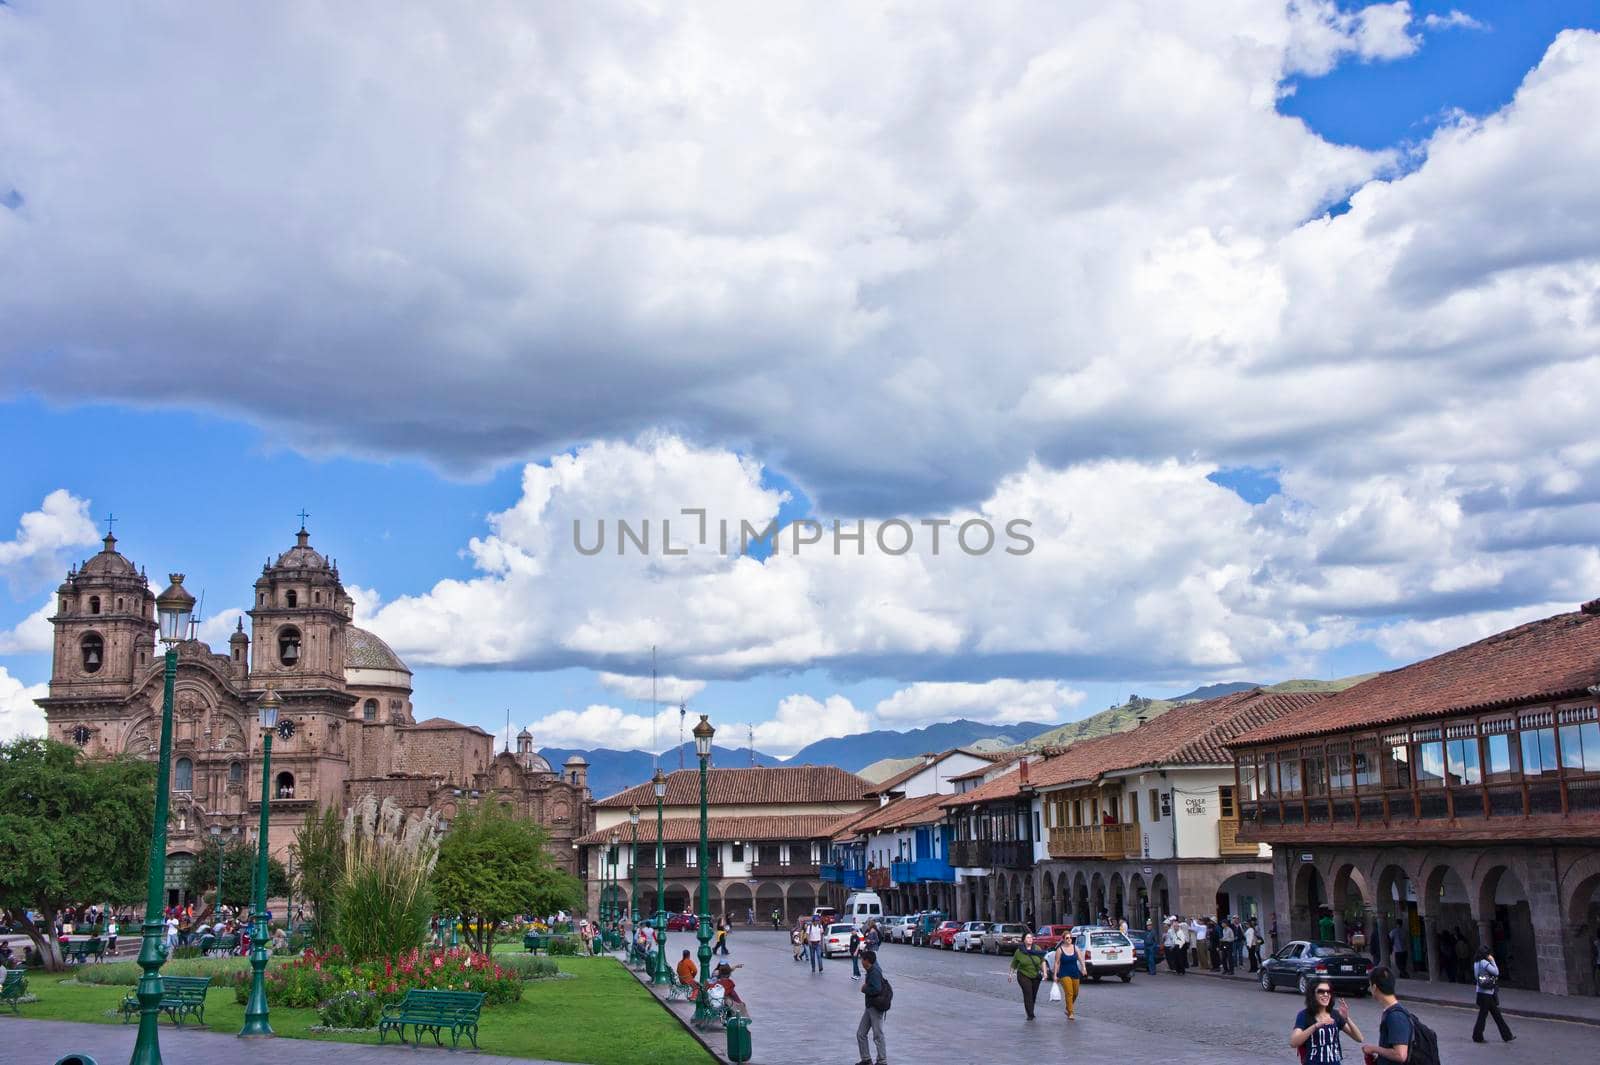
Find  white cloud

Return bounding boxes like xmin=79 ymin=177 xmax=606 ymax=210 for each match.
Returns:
xmin=195 ymin=607 xmax=248 ymax=647
xmin=0 ymin=666 xmax=47 ymax=741
xmin=1287 ymin=2 xmax=1421 ymax=77
xmin=750 ymin=695 xmax=872 ymax=756
xmin=1368 ymin=602 xmax=1569 ymax=660
xmin=0 ymin=596 xmax=54 ymax=654
xmin=0 ymin=490 xmax=100 ymax=589
xmin=515 ymin=704 xmax=684 ymax=754
xmin=874 ymin=680 xmax=1087 ymax=727
xmin=1423 ymin=10 xmax=1486 ymax=32
xmin=596 ymin=672 xmax=706 ymax=705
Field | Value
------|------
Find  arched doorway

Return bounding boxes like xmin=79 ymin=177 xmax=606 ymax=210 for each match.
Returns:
xmin=1374 ymin=863 xmax=1417 ymax=974
xmin=1073 ymin=872 xmax=1090 ymax=924
xmin=1129 ymin=872 xmax=1149 ymax=928
xmin=665 ymin=883 xmax=693 ymax=917
xmin=724 ymin=882 xmax=753 ymax=924
xmin=1563 ymin=863 xmax=1600 ymax=995
xmin=787 ymin=882 xmax=816 ymax=923
xmin=755 ymin=882 xmax=785 ymax=925
xmin=1331 ymin=862 xmax=1370 ymax=947
xmin=1040 ymin=872 xmax=1056 ymax=924
xmin=1089 ymin=872 xmax=1106 ymax=921
xmin=1109 ymin=872 xmax=1125 ymax=924
xmin=1478 ymin=865 xmax=1538 ymax=990
xmin=1425 ymin=864 xmax=1473 ymax=984
xmin=1217 ymin=871 xmax=1269 ymax=926
xmin=1292 ymin=861 xmax=1327 ymax=941
xmin=1149 ymin=873 xmax=1171 ymax=923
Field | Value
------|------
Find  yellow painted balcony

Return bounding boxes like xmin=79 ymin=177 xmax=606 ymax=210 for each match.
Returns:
xmin=1047 ymin=823 xmax=1136 ymax=860
xmin=1217 ymin=818 xmax=1259 ymax=857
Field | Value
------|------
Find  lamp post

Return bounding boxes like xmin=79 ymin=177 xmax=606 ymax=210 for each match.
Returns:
xmin=628 ymin=804 xmax=640 ymax=929
xmin=607 ymin=829 xmax=620 ymax=948
xmin=130 ymin=575 xmax=194 ymax=1065
xmin=690 ymin=714 xmax=716 ymax=1024
xmin=651 ymin=768 xmax=669 ymax=984
xmin=239 ymin=687 xmax=279 ymax=1039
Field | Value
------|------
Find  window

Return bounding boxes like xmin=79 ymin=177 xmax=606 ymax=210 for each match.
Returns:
xmin=285 ymin=590 xmax=298 ymax=608
xmin=276 ymin=771 xmax=296 ymax=799
xmin=363 ymin=699 xmax=378 ymax=721
xmin=1559 ymin=722 xmax=1600 ymax=773
xmin=730 ymin=842 xmax=744 ymax=862
xmin=1130 ymin=792 xmax=1140 ymax=823
xmin=1330 ymin=752 xmax=1352 ymax=791
xmin=89 ymin=595 xmax=101 ymax=615
xmin=1280 ymin=756 xmax=1302 ymax=797
xmin=1149 ymin=788 xmax=1161 ymax=820
xmin=1263 ymin=754 xmax=1279 ymax=797
xmin=116 ymin=598 xmax=123 ymax=611
xmin=1486 ymin=734 xmax=1517 ymax=778
xmin=1033 ymin=811 xmax=1041 ymax=839
xmin=1219 ymin=785 xmax=1236 ymax=819
xmin=1354 ymin=746 xmax=1380 ymax=789
xmin=1305 ymin=751 xmax=1327 ymax=797
xmin=314 ymin=591 xmax=321 ymax=603
xmin=80 ymin=633 xmax=104 ymax=674
xmin=1446 ymin=738 xmax=1481 ymax=786
xmin=1521 ymin=728 xmax=1559 ymax=776
xmin=174 ymin=757 xmax=193 ymax=792
xmin=278 ymin=626 xmax=301 ymax=667
xmin=1385 ymin=744 xmax=1411 ymax=789
xmin=1417 ymin=741 xmax=1445 ymax=787
xmin=229 ymin=761 xmax=242 ymax=784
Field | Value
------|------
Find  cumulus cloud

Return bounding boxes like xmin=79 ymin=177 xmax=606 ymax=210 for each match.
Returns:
xmin=749 ymin=695 xmax=873 ymax=756
xmin=0 ymin=490 xmax=100 ymax=590
xmin=596 ymin=672 xmax=706 ymax=704
xmin=874 ymin=680 xmax=1087 ymax=727
xmin=515 ymin=704 xmax=684 ymax=754
xmin=1422 ymin=10 xmax=1486 ymax=32
xmin=1287 ymin=2 xmax=1421 ymax=77
xmin=0 ymin=666 xmax=47 ymax=741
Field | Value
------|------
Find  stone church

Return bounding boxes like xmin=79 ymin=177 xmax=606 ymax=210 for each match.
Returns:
xmin=37 ymin=526 xmax=593 ymax=908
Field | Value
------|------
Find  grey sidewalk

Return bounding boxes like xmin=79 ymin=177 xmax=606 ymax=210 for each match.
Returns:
xmin=0 ymin=1019 xmax=568 ymax=1065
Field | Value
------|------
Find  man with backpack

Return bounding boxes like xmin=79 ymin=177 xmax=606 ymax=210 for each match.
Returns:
xmin=1363 ymin=964 xmax=1440 ymax=1065
xmin=855 ymin=948 xmax=889 ymax=1065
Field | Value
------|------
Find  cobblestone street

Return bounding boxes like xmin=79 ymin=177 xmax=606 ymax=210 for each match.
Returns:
xmin=675 ymin=930 xmax=1598 ymax=1065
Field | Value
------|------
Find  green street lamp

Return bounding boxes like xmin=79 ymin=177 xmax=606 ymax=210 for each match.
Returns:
xmin=130 ymin=574 xmax=193 ymax=1065
xmin=239 ymin=686 xmax=280 ymax=1039
xmin=690 ymin=714 xmax=716 ymax=1024
xmin=607 ymin=829 xmax=620 ymax=948
xmin=650 ymin=768 xmax=670 ymax=985
xmin=628 ymin=804 xmax=641 ymax=929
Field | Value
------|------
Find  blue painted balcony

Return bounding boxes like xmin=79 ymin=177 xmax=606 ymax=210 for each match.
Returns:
xmin=892 ymin=857 xmax=955 ymax=883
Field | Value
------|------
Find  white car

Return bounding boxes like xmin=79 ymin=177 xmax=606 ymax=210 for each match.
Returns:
xmin=823 ymin=922 xmax=858 ymax=958
xmin=889 ymin=916 xmax=918 ymax=943
xmin=1076 ymin=928 xmax=1137 ymax=982
xmin=952 ymin=921 xmax=990 ymax=952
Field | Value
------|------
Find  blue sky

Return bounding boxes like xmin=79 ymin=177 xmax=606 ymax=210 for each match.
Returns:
xmin=4 ymin=3 xmax=1599 ymax=753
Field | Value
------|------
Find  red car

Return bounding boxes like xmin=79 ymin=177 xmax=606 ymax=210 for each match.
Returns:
xmin=928 ymin=921 xmax=963 ymax=949
xmin=1033 ymin=925 xmax=1074 ymax=951
xmin=662 ymin=912 xmax=699 ymax=932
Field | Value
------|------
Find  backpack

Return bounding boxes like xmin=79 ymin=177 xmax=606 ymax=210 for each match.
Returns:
xmin=706 ymin=983 xmax=726 ymax=1011
xmin=869 ymin=975 xmax=893 ymax=1013
xmin=1392 ymin=1005 xmax=1440 ymax=1065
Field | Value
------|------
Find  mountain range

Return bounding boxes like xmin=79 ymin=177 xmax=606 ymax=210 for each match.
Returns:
xmin=546 ymin=674 xmax=1377 ymax=802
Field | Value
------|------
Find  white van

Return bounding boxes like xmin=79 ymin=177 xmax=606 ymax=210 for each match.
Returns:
xmin=842 ymin=891 xmax=884 ymax=929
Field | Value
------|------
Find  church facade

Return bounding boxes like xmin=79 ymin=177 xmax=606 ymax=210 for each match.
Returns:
xmin=37 ymin=526 xmax=593 ymax=908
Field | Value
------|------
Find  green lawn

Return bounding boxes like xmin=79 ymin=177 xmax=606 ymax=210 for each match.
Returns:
xmin=11 ymin=957 xmax=712 ymax=1065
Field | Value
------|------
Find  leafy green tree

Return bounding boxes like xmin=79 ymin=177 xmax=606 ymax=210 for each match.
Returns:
xmin=0 ymin=738 xmax=155 ymax=970
xmin=289 ymin=802 xmax=345 ymax=948
xmin=185 ymin=836 xmax=288 ymax=915
xmin=433 ymin=804 xmax=582 ymax=954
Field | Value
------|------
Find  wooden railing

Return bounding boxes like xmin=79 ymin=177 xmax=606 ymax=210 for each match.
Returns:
xmin=1046 ymin=823 xmax=1137 ymax=860
xmin=1217 ymin=819 xmax=1259 ymax=857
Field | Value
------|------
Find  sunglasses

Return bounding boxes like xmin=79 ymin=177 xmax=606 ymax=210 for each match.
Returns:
xmin=1315 ymin=988 xmax=1333 ymax=996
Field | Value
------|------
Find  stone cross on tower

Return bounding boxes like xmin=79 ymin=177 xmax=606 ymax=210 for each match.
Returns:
xmin=297 ymin=508 xmax=311 ymax=529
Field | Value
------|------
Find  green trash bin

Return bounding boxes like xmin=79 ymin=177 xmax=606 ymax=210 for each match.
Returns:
xmin=725 ymin=1015 xmax=752 ymax=1063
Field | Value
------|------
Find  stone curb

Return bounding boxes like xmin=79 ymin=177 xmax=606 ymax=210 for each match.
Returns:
xmin=1162 ymin=964 xmax=1600 ymax=1029
xmin=609 ymin=952 xmax=733 ymax=1064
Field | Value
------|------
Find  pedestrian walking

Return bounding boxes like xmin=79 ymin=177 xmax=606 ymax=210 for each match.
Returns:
xmin=792 ymin=919 xmax=806 ymax=962
xmin=1363 ymin=965 xmax=1438 ymax=1065
xmin=1008 ymin=931 xmax=1047 ymax=1020
xmin=1470 ymin=946 xmax=1515 ymax=1043
xmin=849 ymin=925 xmax=863 ymax=979
xmin=1219 ymin=917 xmax=1236 ymax=974
xmin=1164 ymin=917 xmax=1187 ymax=974
xmin=1050 ymin=933 xmax=1083 ymax=1020
xmin=855 ymin=949 xmax=889 ymax=1065
xmin=1246 ymin=919 xmax=1262 ymax=972
xmin=1290 ymin=979 xmax=1362 ymax=1064
xmin=1144 ymin=923 xmax=1159 ymax=975
xmin=771 ymin=907 xmax=782 ymax=930
xmin=1388 ymin=919 xmax=1409 ymax=978
xmin=1318 ymin=909 xmax=1336 ymax=943
xmin=715 ymin=917 xmax=730 ymax=956
xmin=807 ymin=915 xmax=826 ymax=972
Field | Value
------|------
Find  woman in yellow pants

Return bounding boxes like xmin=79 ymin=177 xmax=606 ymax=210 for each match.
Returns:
xmin=1051 ymin=935 xmax=1084 ymax=1020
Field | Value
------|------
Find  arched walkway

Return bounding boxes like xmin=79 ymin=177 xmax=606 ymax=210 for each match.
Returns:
xmin=787 ymin=882 xmax=816 ymax=923
xmin=1089 ymin=872 xmax=1106 ymax=922
xmin=1072 ymin=871 xmax=1090 ymax=925
xmin=1291 ymin=861 xmax=1327 ymax=941
xmin=1217 ymin=871 xmax=1269 ymax=925
xmin=1330 ymin=860 xmax=1372 ymax=946
xmin=1373 ymin=863 xmax=1416 ymax=974
xmin=1040 ymin=872 xmax=1056 ymax=924
xmin=1109 ymin=871 xmax=1125 ymax=924
xmin=1129 ymin=872 xmax=1149 ymax=928
xmin=1476 ymin=864 xmax=1538 ymax=990
xmin=1562 ymin=859 xmax=1600 ymax=995
xmin=754 ymin=881 xmax=784 ymax=924
xmin=1149 ymin=873 xmax=1171 ymax=923
xmin=724 ymin=882 xmax=753 ymax=922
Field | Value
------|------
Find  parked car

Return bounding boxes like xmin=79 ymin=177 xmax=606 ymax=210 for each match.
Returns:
xmin=980 ymin=922 xmax=1030 ymax=954
xmin=888 ymin=916 xmax=918 ymax=943
xmin=1259 ymin=941 xmax=1372 ymax=995
xmin=663 ymin=912 xmax=698 ymax=932
xmin=952 ymin=921 xmax=990 ymax=952
xmin=910 ymin=911 xmax=948 ymax=945
xmin=823 ymin=922 xmax=858 ymax=958
xmin=927 ymin=921 xmax=963 ymax=949
xmin=812 ymin=906 xmax=839 ymax=924
xmin=1075 ymin=928 xmax=1137 ymax=982
xmin=1033 ymin=924 xmax=1074 ymax=951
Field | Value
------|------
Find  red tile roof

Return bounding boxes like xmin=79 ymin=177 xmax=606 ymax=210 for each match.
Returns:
xmin=574 ymin=813 xmax=844 ymax=846
xmin=832 ymin=793 xmax=952 ymax=839
xmin=1232 ymin=604 xmax=1600 ymax=745
xmin=868 ymin=748 xmax=1007 ymax=795
xmin=595 ymin=765 xmax=873 ymax=807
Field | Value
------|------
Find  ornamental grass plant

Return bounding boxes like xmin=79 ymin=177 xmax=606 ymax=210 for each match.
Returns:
xmin=332 ymin=795 xmax=438 ymax=961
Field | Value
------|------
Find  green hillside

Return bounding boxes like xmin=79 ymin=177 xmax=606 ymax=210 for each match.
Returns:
xmin=858 ymin=755 xmax=921 ymax=783
xmin=1264 ymin=673 xmax=1377 ymax=693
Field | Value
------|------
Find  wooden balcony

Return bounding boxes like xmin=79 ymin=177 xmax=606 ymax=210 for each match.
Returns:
xmin=751 ymin=863 xmax=819 ymax=878
xmin=1216 ymin=818 xmax=1259 ymax=857
xmin=1046 ymin=823 xmax=1137 ymax=860
xmin=866 ymin=867 xmax=891 ymax=890
xmin=950 ymin=840 xmax=991 ymax=868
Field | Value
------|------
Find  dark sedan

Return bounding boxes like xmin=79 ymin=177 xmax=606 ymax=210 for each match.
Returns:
xmin=1259 ymin=940 xmax=1371 ymax=995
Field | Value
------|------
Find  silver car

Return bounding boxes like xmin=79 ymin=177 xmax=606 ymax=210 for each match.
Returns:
xmin=952 ymin=921 xmax=990 ymax=952
xmin=980 ymin=922 xmax=1030 ymax=954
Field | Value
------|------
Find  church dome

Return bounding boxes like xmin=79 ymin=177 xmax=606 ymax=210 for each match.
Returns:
xmin=346 ymin=626 xmax=411 ymax=674
xmin=273 ymin=528 xmax=330 ymax=571
xmin=521 ymin=751 xmax=554 ymax=774
xmin=78 ymin=533 xmax=139 ymax=578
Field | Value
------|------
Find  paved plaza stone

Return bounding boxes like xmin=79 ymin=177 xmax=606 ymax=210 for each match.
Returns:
xmin=637 ymin=929 xmax=1600 ymax=1065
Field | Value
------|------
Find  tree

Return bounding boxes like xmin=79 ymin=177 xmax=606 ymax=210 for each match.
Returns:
xmin=0 ymin=738 xmax=156 ymax=971
xmin=185 ymin=837 xmax=288 ymax=915
xmin=290 ymin=802 xmax=345 ymax=948
xmin=432 ymin=803 xmax=582 ymax=955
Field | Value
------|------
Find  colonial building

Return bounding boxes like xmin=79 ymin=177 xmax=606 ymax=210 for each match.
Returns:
xmin=37 ymin=527 xmax=592 ymax=907
xmin=577 ymin=764 xmax=874 ymax=923
xmin=1230 ymin=599 xmax=1600 ymax=996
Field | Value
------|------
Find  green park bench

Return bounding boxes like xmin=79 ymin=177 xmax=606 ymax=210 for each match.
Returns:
xmin=1 ymin=968 xmax=28 ymax=1014
xmin=665 ymin=964 xmax=696 ymax=1002
xmin=118 ymin=975 xmax=212 ymax=1028
xmin=63 ymin=939 xmax=105 ymax=964
xmin=207 ymin=934 xmax=238 ymax=957
xmin=377 ymin=989 xmax=485 ymax=1049
xmin=523 ymin=932 xmax=549 ymax=953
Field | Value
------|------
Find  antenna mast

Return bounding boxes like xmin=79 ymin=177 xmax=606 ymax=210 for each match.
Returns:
xmin=651 ymin=645 xmax=658 ymax=769
xmin=748 ymin=723 xmax=755 ymax=768
xmin=504 ymin=708 xmax=511 ymax=754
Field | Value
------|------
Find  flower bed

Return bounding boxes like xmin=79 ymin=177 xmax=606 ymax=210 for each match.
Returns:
xmin=230 ymin=946 xmax=524 ymax=1007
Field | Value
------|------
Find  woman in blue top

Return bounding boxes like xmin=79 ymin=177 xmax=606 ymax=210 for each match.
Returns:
xmin=1471 ymin=946 xmax=1515 ymax=1043
xmin=1290 ymin=980 xmax=1362 ymax=1063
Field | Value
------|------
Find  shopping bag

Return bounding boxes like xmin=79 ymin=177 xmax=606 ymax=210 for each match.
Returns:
xmin=1049 ymin=980 xmax=1062 ymax=1002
